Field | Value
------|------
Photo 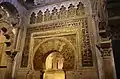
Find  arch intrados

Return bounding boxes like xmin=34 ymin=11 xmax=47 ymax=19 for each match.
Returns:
xmin=32 ymin=37 xmax=76 ymax=70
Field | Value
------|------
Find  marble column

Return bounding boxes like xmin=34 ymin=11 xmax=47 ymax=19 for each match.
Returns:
xmin=5 ymin=57 xmax=13 ymax=79
xmin=96 ymin=45 xmax=116 ymax=79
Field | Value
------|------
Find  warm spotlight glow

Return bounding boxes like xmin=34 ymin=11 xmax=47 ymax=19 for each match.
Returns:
xmin=45 ymin=52 xmax=64 ymax=70
xmin=44 ymin=52 xmax=65 ymax=79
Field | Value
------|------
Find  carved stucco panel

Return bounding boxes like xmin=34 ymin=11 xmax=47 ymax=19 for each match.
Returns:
xmin=21 ymin=17 xmax=93 ymax=68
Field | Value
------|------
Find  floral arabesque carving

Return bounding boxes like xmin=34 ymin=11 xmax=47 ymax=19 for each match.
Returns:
xmin=81 ymin=18 xmax=93 ymax=67
xmin=33 ymin=37 xmax=75 ymax=71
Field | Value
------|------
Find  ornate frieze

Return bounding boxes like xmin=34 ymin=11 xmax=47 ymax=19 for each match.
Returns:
xmin=29 ymin=2 xmax=85 ymax=24
xmin=76 ymin=2 xmax=85 ymax=16
xmin=36 ymin=10 xmax=43 ymax=23
xmin=28 ymin=18 xmax=85 ymax=32
xmin=51 ymin=7 xmax=58 ymax=20
xmin=68 ymin=4 xmax=76 ymax=18
xmin=44 ymin=9 xmax=51 ymax=21
xmin=59 ymin=5 xmax=67 ymax=19
xmin=30 ymin=12 xmax=36 ymax=24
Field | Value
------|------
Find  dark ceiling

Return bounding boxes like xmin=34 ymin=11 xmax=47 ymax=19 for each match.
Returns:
xmin=107 ymin=0 xmax=120 ymax=16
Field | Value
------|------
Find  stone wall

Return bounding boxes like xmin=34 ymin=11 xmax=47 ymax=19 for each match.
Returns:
xmin=0 ymin=0 xmax=116 ymax=79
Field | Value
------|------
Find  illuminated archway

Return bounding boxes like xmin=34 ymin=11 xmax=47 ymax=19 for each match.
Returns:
xmin=44 ymin=51 xmax=65 ymax=79
xmin=45 ymin=52 xmax=64 ymax=70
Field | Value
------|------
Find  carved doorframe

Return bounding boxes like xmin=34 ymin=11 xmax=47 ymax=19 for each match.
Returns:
xmin=29 ymin=28 xmax=79 ymax=71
